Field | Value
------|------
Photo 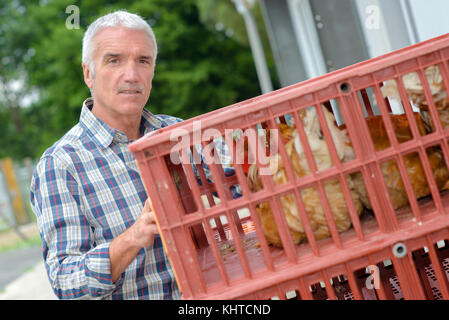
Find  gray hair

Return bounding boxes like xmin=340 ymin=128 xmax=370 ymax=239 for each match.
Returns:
xmin=82 ymin=10 xmax=157 ymax=78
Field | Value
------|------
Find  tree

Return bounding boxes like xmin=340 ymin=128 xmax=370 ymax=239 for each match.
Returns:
xmin=0 ymin=0 xmax=40 ymax=158
xmin=1 ymin=0 xmax=271 ymax=159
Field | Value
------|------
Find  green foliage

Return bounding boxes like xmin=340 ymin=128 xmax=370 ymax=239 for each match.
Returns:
xmin=0 ymin=0 xmax=277 ymax=159
xmin=196 ymin=0 xmax=249 ymax=45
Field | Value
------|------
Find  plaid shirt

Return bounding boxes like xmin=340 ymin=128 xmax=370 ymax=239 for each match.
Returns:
xmin=30 ymin=98 xmax=195 ymax=300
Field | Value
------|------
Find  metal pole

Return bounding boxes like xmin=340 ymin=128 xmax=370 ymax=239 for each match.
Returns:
xmin=399 ymin=0 xmax=419 ymax=45
xmin=287 ymin=0 xmax=327 ymax=78
xmin=232 ymin=0 xmax=273 ymax=94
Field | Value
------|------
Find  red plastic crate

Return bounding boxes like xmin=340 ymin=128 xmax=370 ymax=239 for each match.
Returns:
xmin=129 ymin=33 xmax=449 ymax=300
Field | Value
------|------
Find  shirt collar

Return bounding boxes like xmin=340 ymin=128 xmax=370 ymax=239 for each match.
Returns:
xmin=79 ymin=98 xmax=163 ymax=149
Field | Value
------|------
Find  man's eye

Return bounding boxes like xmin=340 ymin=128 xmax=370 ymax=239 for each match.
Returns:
xmin=140 ymin=59 xmax=150 ymax=64
xmin=109 ymin=58 xmax=119 ymax=64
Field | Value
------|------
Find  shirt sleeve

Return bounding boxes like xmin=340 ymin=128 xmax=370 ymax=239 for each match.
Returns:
xmin=30 ymin=155 xmax=120 ymax=299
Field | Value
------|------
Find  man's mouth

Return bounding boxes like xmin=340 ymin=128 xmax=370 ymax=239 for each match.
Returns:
xmin=119 ymin=90 xmax=141 ymax=94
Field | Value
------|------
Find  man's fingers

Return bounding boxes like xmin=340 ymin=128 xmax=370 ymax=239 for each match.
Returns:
xmin=146 ymin=198 xmax=154 ymax=211
xmin=141 ymin=210 xmax=156 ymax=224
xmin=143 ymin=198 xmax=152 ymax=212
xmin=147 ymin=211 xmax=156 ymax=224
xmin=149 ymin=223 xmax=159 ymax=235
xmin=139 ymin=198 xmax=159 ymax=238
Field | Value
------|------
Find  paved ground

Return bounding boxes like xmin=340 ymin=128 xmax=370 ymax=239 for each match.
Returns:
xmin=0 ymin=223 xmax=57 ymax=300
xmin=0 ymin=260 xmax=56 ymax=300
xmin=0 ymin=244 xmax=43 ymax=290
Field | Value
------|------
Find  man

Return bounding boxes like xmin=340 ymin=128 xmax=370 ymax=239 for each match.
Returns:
xmin=30 ymin=10 xmax=183 ymax=299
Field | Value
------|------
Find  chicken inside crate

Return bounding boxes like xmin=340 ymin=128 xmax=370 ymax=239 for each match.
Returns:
xmin=129 ymin=33 xmax=449 ymax=299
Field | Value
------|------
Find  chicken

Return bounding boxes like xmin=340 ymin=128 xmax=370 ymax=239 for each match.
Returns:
xmin=247 ymin=105 xmax=363 ymax=247
xmin=381 ymin=65 xmax=449 ymax=131
xmin=246 ymin=122 xmax=296 ymax=192
xmin=342 ymin=112 xmax=449 ymax=210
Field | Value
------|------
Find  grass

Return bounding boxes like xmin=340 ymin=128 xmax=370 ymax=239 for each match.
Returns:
xmin=0 ymin=234 xmax=42 ymax=253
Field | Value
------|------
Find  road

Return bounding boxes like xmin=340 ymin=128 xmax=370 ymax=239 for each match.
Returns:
xmin=0 ymin=244 xmax=43 ymax=290
xmin=0 ymin=225 xmax=57 ymax=300
xmin=0 ymin=259 xmax=56 ymax=300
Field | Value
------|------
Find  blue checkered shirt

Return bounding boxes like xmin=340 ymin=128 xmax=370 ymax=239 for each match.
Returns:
xmin=30 ymin=98 xmax=239 ymax=300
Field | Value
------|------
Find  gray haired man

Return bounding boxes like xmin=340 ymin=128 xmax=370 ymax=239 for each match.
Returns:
xmin=30 ymin=10 xmax=182 ymax=299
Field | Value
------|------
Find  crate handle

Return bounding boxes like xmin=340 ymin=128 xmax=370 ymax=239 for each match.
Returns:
xmin=392 ymin=242 xmax=407 ymax=258
xmin=339 ymin=82 xmax=351 ymax=93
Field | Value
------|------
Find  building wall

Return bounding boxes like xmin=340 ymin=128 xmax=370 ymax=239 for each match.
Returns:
xmin=260 ymin=0 xmax=449 ymax=87
xmin=408 ymin=0 xmax=449 ymax=41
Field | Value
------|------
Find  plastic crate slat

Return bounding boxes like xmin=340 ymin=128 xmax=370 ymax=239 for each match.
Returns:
xmin=246 ymin=203 xmax=275 ymax=271
xmin=342 ymin=89 xmax=402 ymax=230
xmin=337 ymin=173 xmax=365 ymax=242
xmin=395 ymin=153 xmax=424 ymax=223
xmin=212 ymin=215 xmax=226 ymax=243
xmin=296 ymin=277 xmax=313 ymax=300
xmin=179 ymin=224 xmax=208 ymax=297
xmin=224 ymin=129 xmax=251 ymax=197
xmin=312 ymin=103 xmax=348 ymax=249
xmin=268 ymin=196 xmax=298 ymax=263
xmin=426 ymin=235 xmax=449 ymax=299
xmin=179 ymin=148 xmax=206 ymax=214
xmin=289 ymin=109 xmax=323 ymax=254
xmin=415 ymin=66 xmax=449 ymax=214
xmin=290 ymin=105 xmax=320 ymax=174
xmin=314 ymin=179 xmax=343 ymax=249
xmin=314 ymin=101 xmax=344 ymax=171
xmin=223 ymin=210 xmax=252 ymax=279
xmin=270 ymin=107 xmax=341 ymax=251
xmin=267 ymin=114 xmax=297 ymax=199
xmin=343 ymin=263 xmax=363 ymax=300
xmin=394 ymin=74 xmax=423 ymax=141
xmin=202 ymin=215 xmax=230 ymax=286
xmin=321 ymin=270 xmax=337 ymax=300
xmin=391 ymin=251 xmax=426 ymax=299
xmin=290 ymin=183 xmax=321 ymax=256
xmin=372 ymin=84 xmax=400 ymax=148
xmin=394 ymin=72 xmax=431 ymax=222
xmin=418 ymin=146 xmax=444 ymax=215
xmin=199 ymin=141 xmax=228 ymax=203
xmin=338 ymin=95 xmax=395 ymax=233
xmin=427 ymin=63 xmax=449 ymax=134
xmin=371 ymin=258 xmax=390 ymax=300
xmin=362 ymin=162 xmax=396 ymax=233
xmin=319 ymin=102 xmax=366 ymax=242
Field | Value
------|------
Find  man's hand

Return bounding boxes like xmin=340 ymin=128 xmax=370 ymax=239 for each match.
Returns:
xmin=129 ymin=199 xmax=159 ymax=248
xmin=109 ymin=198 xmax=159 ymax=282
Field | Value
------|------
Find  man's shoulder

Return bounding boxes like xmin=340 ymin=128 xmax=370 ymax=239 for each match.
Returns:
xmin=154 ymin=114 xmax=184 ymax=127
xmin=39 ymin=123 xmax=86 ymax=165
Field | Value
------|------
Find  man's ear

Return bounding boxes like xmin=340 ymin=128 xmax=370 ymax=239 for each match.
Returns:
xmin=82 ymin=63 xmax=93 ymax=89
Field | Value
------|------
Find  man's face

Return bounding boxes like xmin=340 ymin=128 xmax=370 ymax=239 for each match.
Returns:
xmin=83 ymin=27 xmax=155 ymax=119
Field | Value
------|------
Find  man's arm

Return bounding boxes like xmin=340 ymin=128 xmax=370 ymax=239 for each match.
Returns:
xmin=31 ymin=155 xmax=143 ymax=299
xmin=109 ymin=199 xmax=158 ymax=282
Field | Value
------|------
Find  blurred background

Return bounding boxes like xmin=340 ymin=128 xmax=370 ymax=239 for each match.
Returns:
xmin=1 ymin=0 xmax=449 ymax=299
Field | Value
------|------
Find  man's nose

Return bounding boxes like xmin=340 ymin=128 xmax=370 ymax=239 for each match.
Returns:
xmin=123 ymin=60 xmax=139 ymax=82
